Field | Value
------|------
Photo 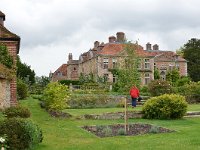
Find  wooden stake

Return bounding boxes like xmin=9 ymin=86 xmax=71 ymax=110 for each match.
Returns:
xmin=124 ymin=97 xmax=127 ymax=134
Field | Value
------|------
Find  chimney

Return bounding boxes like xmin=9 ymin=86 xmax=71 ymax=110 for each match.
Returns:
xmin=153 ymin=44 xmax=159 ymax=50
xmin=0 ymin=11 xmax=5 ymax=26
xmin=68 ymin=53 xmax=73 ymax=61
xmin=94 ymin=41 xmax=100 ymax=48
xmin=109 ymin=36 xmax=116 ymax=43
xmin=116 ymin=32 xmax=125 ymax=43
xmin=146 ymin=42 xmax=152 ymax=50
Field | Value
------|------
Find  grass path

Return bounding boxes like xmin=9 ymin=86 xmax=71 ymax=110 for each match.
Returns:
xmin=20 ymin=98 xmax=200 ymax=150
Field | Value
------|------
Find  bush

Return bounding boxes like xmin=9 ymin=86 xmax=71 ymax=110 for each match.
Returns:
xmin=142 ymin=94 xmax=187 ymax=119
xmin=59 ymin=80 xmax=81 ymax=86
xmin=42 ymin=82 xmax=70 ymax=111
xmin=17 ymin=79 xmax=28 ymax=100
xmin=3 ymin=105 xmax=31 ymax=118
xmin=0 ymin=118 xmax=43 ymax=150
xmin=148 ymin=80 xmax=172 ymax=96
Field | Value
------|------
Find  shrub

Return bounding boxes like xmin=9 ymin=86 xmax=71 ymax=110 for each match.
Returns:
xmin=17 ymin=79 xmax=28 ymax=100
xmin=142 ymin=94 xmax=187 ymax=119
xmin=117 ymin=128 xmax=126 ymax=135
xmin=42 ymin=82 xmax=70 ymax=111
xmin=148 ymin=80 xmax=172 ymax=96
xmin=3 ymin=105 xmax=31 ymax=118
xmin=102 ymin=126 xmax=112 ymax=137
xmin=0 ymin=118 xmax=43 ymax=150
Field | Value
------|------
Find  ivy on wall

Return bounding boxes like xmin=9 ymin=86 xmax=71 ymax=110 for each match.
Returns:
xmin=0 ymin=43 xmax=14 ymax=79
xmin=0 ymin=44 xmax=14 ymax=68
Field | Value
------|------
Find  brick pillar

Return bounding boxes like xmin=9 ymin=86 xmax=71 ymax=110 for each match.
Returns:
xmin=10 ymin=77 xmax=17 ymax=106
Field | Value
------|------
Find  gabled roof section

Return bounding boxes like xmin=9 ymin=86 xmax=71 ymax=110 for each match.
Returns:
xmin=0 ymin=24 xmax=20 ymax=54
xmin=53 ymin=64 xmax=67 ymax=76
xmin=0 ymin=11 xmax=5 ymax=21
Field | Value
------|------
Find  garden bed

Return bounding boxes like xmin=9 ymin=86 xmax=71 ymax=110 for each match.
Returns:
xmin=82 ymin=123 xmax=174 ymax=138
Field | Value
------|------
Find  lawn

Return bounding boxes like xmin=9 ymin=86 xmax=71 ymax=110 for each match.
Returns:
xmin=2 ymin=97 xmax=200 ymax=150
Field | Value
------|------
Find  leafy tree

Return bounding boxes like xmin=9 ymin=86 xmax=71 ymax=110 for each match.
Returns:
xmin=154 ymin=68 xmax=160 ymax=80
xmin=112 ymin=42 xmax=141 ymax=93
xmin=182 ymin=38 xmax=200 ymax=81
xmin=166 ymin=69 xmax=180 ymax=86
xmin=17 ymin=56 xmax=35 ymax=85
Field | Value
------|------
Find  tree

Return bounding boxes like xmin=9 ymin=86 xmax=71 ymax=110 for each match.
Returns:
xmin=0 ymin=44 xmax=13 ymax=69
xmin=112 ymin=42 xmax=141 ymax=93
xmin=166 ymin=69 xmax=180 ymax=86
xmin=182 ymin=38 xmax=200 ymax=81
xmin=154 ymin=68 xmax=160 ymax=80
xmin=17 ymin=56 xmax=35 ymax=85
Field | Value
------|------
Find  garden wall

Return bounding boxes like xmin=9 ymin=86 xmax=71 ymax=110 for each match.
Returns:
xmin=0 ymin=78 xmax=11 ymax=108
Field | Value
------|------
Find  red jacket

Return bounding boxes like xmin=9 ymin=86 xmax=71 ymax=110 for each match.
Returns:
xmin=130 ymin=87 xmax=139 ymax=98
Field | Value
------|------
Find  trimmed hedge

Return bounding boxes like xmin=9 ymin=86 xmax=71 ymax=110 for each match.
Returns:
xmin=142 ymin=94 xmax=187 ymax=119
xmin=3 ymin=105 xmax=31 ymax=118
xmin=0 ymin=118 xmax=43 ymax=150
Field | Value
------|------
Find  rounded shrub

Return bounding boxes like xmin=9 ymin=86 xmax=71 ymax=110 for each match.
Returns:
xmin=148 ymin=80 xmax=172 ymax=96
xmin=0 ymin=118 xmax=43 ymax=150
xmin=3 ymin=105 xmax=31 ymax=118
xmin=42 ymin=82 xmax=71 ymax=111
xmin=142 ymin=94 xmax=188 ymax=119
xmin=17 ymin=79 xmax=28 ymax=100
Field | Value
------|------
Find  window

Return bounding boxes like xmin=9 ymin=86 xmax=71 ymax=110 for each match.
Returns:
xmin=113 ymin=74 xmax=117 ymax=83
xmin=74 ymin=67 xmax=76 ymax=71
xmin=144 ymin=73 xmax=150 ymax=85
xmin=176 ymin=63 xmax=180 ymax=70
xmin=112 ymin=58 xmax=117 ymax=68
xmin=103 ymin=58 xmax=109 ymax=69
xmin=103 ymin=74 xmax=109 ymax=82
xmin=144 ymin=59 xmax=150 ymax=69
xmin=57 ymin=71 xmax=62 ymax=76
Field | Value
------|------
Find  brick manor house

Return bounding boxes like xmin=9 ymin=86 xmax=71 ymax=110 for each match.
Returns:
xmin=50 ymin=32 xmax=187 ymax=85
xmin=0 ymin=11 xmax=20 ymax=108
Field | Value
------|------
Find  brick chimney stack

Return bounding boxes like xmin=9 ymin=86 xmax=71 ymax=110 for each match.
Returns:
xmin=109 ymin=36 xmax=116 ymax=43
xmin=68 ymin=53 xmax=73 ymax=61
xmin=146 ymin=42 xmax=152 ymax=50
xmin=0 ymin=11 xmax=5 ymax=26
xmin=116 ymin=32 xmax=125 ymax=43
xmin=153 ymin=44 xmax=159 ymax=50
xmin=94 ymin=41 xmax=100 ymax=48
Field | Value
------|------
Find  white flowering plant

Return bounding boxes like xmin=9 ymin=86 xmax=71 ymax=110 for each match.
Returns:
xmin=0 ymin=135 xmax=8 ymax=149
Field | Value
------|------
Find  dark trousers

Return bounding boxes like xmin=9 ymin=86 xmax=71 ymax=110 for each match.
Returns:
xmin=131 ymin=97 xmax=137 ymax=107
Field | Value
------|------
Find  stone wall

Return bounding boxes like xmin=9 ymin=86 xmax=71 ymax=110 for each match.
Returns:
xmin=0 ymin=79 xmax=10 ymax=109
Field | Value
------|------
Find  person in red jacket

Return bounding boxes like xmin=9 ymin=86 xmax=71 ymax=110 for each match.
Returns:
xmin=129 ymin=85 xmax=140 ymax=108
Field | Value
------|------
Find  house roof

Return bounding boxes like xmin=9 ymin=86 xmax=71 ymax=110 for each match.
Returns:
xmin=0 ymin=11 xmax=5 ymax=21
xmin=0 ymin=24 xmax=20 ymax=54
xmin=53 ymin=64 xmax=67 ymax=76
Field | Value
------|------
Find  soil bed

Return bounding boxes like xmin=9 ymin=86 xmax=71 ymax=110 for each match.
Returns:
xmin=82 ymin=123 xmax=174 ymax=138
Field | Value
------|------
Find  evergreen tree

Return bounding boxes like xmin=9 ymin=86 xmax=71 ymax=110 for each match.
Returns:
xmin=182 ymin=38 xmax=200 ymax=81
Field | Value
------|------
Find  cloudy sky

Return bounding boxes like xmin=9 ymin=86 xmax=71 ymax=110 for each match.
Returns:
xmin=1 ymin=0 xmax=200 ymax=76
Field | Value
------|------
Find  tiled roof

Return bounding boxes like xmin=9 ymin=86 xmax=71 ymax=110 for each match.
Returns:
xmin=53 ymin=64 xmax=67 ymax=76
xmin=0 ymin=11 xmax=5 ymax=21
xmin=0 ymin=24 xmax=20 ymax=53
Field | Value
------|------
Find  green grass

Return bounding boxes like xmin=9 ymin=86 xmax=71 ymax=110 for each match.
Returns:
xmin=1 ymin=98 xmax=200 ymax=150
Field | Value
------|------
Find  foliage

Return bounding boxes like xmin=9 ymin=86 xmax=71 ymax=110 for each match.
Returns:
xmin=0 ymin=44 xmax=14 ymax=69
xmin=117 ymin=128 xmax=126 ymax=135
xmin=149 ymin=126 xmax=160 ymax=134
xmin=17 ymin=78 xmax=28 ymax=100
xmin=31 ymin=76 xmax=50 ymax=94
xmin=154 ymin=68 xmax=160 ymax=80
xmin=176 ymin=76 xmax=191 ymax=87
xmin=0 ymin=118 xmax=42 ymax=150
xmin=68 ymin=94 xmax=115 ymax=108
xmin=166 ymin=69 xmax=180 ymax=86
xmin=42 ymin=82 xmax=70 ymax=111
xmin=102 ymin=126 xmax=112 ymax=137
xmin=174 ymin=81 xmax=200 ymax=103
xmin=79 ymin=73 xmax=95 ymax=84
xmin=182 ymin=38 xmax=200 ymax=81
xmin=142 ymin=94 xmax=188 ymax=119
xmin=148 ymin=80 xmax=172 ymax=96
xmin=3 ymin=105 xmax=31 ymax=118
xmin=17 ymin=56 xmax=35 ymax=85
xmin=59 ymin=79 xmax=80 ymax=86
xmin=111 ymin=42 xmax=141 ymax=93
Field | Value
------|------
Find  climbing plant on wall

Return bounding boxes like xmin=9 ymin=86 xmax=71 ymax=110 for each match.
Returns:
xmin=0 ymin=44 xmax=13 ymax=69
